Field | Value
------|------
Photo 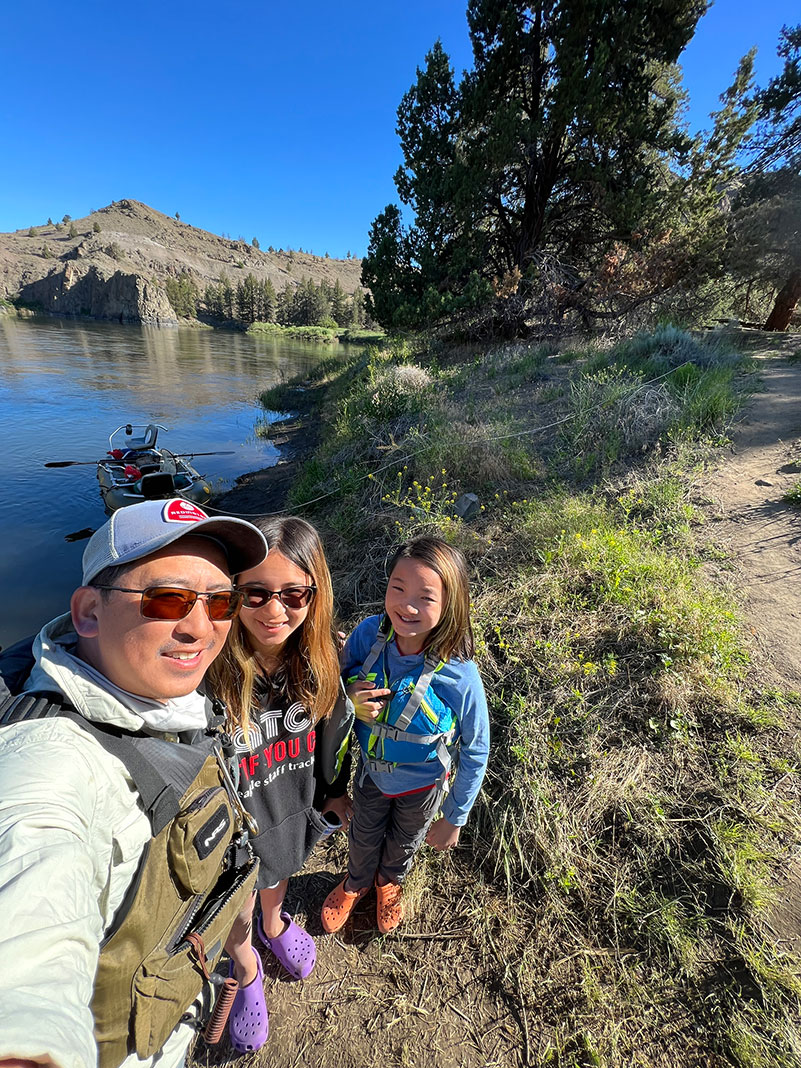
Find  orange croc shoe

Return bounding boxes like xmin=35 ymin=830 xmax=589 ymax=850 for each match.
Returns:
xmin=321 ymin=878 xmax=369 ymax=934
xmin=375 ymin=880 xmax=404 ymax=934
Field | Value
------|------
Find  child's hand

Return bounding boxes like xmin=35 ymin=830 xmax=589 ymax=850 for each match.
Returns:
xmin=425 ymin=817 xmax=461 ymax=851
xmin=322 ymin=792 xmax=353 ymax=830
xmin=347 ymin=679 xmax=393 ymax=723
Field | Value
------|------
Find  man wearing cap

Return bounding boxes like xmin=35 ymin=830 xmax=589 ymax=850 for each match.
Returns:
xmin=0 ymin=499 xmax=268 ymax=1068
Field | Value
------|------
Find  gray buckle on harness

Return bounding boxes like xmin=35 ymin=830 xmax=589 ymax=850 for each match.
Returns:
xmin=373 ymin=722 xmax=449 ymax=746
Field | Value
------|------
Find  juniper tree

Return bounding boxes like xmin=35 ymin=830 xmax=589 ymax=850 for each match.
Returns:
xmin=744 ymin=25 xmax=801 ymax=330
xmin=363 ymin=0 xmax=714 ymax=332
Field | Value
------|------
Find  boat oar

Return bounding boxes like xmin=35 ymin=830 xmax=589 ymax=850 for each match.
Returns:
xmin=45 ymin=451 xmax=237 ymax=468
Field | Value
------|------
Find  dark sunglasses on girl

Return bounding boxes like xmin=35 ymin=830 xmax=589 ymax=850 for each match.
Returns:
xmin=237 ymin=585 xmax=316 ymax=610
xmin=92 ymin=585 xmax=243 ymax=620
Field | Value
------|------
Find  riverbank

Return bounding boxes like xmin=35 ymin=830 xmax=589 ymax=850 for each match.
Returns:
xmin=210 ymin=414 xmax=316 ymax=516
xmin=196 ymin=326 xmax=801 ymax=1068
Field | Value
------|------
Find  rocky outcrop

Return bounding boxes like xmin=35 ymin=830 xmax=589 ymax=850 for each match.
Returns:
xmin=0 ymin=199 xmax=364 ymax=326
xmin=17 ymin=263 xmax=178 ymax=325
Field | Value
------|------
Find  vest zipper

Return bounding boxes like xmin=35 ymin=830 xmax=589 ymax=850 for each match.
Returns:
xmin=183 ymin=786 xmax=222 ymax=814
xmin=170 ymin=860 xmax=257 ymax=955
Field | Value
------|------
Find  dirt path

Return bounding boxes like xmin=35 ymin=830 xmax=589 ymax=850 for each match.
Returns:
xmin=700 ymin=339 xmax=801 ymax=950
xmin=701 ymin=344 xmax=801 ymax=691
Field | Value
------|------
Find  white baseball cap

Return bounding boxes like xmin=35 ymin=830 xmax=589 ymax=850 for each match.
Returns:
xmin=82 ymin=499 xmax=268 ymax=585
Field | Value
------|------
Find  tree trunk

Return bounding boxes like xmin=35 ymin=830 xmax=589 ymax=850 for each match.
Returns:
xmin=763 ymin=268 xmax=801 ymax=331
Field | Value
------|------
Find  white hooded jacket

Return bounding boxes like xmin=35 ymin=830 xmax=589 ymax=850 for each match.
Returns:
xmin=0 ymin=615 xmax=203 ymax=1068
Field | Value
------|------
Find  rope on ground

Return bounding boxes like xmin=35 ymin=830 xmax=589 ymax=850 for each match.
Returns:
xmin=201 ymin=361 xmax=692 ymax=519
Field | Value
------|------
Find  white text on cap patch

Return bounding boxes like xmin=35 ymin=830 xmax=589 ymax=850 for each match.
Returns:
xmin=162 ymin=500 xmax=208 ymax=523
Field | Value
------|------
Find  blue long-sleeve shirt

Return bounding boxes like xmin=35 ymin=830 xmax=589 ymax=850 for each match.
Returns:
xmin=341 ymin=615 xmax=490 ymax=826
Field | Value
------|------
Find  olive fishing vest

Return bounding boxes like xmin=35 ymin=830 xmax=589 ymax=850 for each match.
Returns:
xmin=0 ymin=691 xmax=259 ymax=1068
xmin=349 ymin=619 xmax=456 ymax=786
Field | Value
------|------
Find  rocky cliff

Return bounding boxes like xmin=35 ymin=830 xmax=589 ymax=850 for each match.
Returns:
xmin=0 ymin=199 xmax=363 ymax=325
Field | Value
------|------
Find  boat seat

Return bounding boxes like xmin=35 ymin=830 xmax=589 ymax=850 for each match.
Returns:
xmin=140 ymin=472 xmax=176 ymax=499
xmin=122 ymin=424 xmax=160 ymax=451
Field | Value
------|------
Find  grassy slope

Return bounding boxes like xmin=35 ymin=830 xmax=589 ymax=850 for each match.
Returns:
xmin=259 ymin=327 xmax=801 ymax=1067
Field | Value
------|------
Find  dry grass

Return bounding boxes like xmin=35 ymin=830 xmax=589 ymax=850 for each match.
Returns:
xmin=193 ymin=328 xmax=801 ymax=1068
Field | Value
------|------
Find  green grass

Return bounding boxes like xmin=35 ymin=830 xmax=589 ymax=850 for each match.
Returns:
xmin=248 ymin=321 xmax=341 ymax=341
xmin=255 ymin=326 xmax=801 ymax=1064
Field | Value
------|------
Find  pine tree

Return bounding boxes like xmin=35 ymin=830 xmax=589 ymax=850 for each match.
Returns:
xmin=260 ymin=278 xmax=277 ymax=322
xmin=330 ymin=280 xmax=348 ymax=325
xmin=220 ymin=271 xmax=235 ymax=319
xmin=204 ymin=282 xmax=224 ymax=319
xmin=277 ymin=283 xmax=295 ymax=325
xmin=236 ymin=273 xmax=260 ymax=323
xmin=165 ymin=272 xmax=199 ymax=318
xmin=351 ymin=288 xmax=365 ymax=327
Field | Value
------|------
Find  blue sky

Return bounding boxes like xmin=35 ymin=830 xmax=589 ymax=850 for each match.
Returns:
xmin=0 ymin=1 xmax=795 ymax=257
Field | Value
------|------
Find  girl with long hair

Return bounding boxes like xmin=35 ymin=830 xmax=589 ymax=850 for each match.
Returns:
xmin=321 ymin=536 xmax=489 ymax=936
xmin=208 ymin=516 xmax=352 ymax=1053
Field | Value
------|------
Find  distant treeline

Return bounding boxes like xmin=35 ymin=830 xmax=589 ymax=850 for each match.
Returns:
xmin=164 ymin=271 xmax=369 ymax=328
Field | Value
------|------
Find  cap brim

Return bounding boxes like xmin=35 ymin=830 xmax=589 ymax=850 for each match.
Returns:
xmin=186 ymin=517 xmax=268 ymax=575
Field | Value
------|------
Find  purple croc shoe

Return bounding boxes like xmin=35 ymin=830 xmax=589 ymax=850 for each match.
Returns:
xmin=229 ymin=947 xmax=269 ymax=1053
xmin=257 ymin=909 xmax=316 ymax=979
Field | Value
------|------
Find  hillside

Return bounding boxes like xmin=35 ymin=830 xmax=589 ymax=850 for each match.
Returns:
xmin=0 ymin=200 xmax=363 ymax=325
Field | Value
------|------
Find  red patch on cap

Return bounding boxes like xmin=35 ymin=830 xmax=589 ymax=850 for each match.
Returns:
xmin=163 ymin=500 xmax=209 ymax=523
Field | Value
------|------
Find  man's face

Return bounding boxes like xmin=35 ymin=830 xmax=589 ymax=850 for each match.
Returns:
xmin=73 ymin=537 xmax=233 ymax=701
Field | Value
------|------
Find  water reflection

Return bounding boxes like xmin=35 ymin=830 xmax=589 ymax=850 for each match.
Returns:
xmin=0 ymin=316 xmax=349 ymax=649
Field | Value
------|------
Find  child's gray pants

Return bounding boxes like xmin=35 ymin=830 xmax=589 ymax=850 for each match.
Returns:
xmin=347 ymin=760 xmax=445 ymax=888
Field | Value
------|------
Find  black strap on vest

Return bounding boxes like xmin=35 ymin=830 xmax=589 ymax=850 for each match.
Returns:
xmin=0 ymin=690 xmax=65 ymax=726
xmin=0 ymin=691 xmax=215 ymax=835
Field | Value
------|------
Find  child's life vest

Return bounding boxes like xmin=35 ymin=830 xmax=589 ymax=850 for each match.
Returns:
xmin=349 ymin=618 xmax=456 ymax=787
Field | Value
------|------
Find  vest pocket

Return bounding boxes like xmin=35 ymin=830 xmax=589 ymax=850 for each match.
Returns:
xmin=168 ymin=787 xmax=233 ymax=893
xmin=130 ymin=858 xmax=258 ymax=1060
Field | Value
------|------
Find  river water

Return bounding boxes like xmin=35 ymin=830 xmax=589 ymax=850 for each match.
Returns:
xmin=0 ymin=316 xmax=351 ymax=650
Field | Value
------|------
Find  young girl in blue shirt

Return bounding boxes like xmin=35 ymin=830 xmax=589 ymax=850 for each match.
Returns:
xmin=321 ymin=536 xmax=490 ymax=935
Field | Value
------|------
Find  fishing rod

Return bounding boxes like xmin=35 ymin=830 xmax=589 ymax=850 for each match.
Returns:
xmin=44 ymin=451 xmax=236 ymax=468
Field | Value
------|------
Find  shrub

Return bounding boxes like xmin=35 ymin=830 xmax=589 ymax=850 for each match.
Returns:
xmin=107 ymin=242 xmax=123 ymax=261
xmin=364 ymin=363 xmax=433 ymax=421
xmin=68 ymin=223 xmax=77 ymax=238
xmin=93 ymin=221 xmax=101 ymax=233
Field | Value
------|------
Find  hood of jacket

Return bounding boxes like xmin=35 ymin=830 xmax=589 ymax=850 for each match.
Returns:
xmin=25 ymin=613 xmax=148 ymax=732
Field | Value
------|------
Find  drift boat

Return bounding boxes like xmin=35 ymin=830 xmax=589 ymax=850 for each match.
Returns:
xmin=96 ymin=423 xmax=213 ymax=512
